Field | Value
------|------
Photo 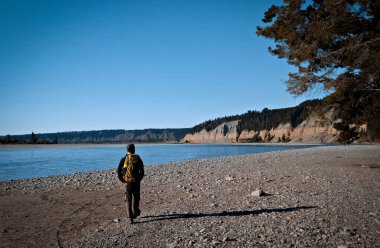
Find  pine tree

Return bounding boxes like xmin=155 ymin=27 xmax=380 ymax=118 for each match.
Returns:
xmin=257 ymin=0 xmax=380 ymax=142
xmin=30 ymin=132 xmax=37 ymax=144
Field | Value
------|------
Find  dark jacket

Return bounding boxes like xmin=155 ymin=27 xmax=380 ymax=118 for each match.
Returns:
xmin=117 ymin=154 xmax=144 ymax=183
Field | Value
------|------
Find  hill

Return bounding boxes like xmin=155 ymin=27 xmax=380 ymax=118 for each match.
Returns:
xmin=190 ymin=99 xmax=322 ymax=134
xmin=0 ymin=128 xmax=190 ymax=144
xmin=182 ymin=99 xmax=352 ymax=143
xmin=2 ymin=99 xmax=376 ymax=145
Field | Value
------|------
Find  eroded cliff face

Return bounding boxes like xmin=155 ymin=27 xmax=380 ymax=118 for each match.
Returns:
xmin=182 ymin=121 xmax=239 ymax=143
xmin=181 ymin=113 xmax=344 ymax=143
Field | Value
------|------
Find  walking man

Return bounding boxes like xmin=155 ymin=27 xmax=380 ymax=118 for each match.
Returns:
xmin=117 ymin=144 xmax=144 ymax=224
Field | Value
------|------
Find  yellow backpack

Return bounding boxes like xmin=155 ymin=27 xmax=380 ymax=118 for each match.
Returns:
xmin=123 ymin=154 xmax=141 ymax=183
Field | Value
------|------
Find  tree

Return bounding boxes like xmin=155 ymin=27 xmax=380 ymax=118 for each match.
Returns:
xmin=6 ymin=134 xmax=12 ymax=144
xmin=281 ymin=133 xmax=286 ymax=142
xmin=30 ymin=132 xmax=37 ymax=144
xmin=334 ymin=121 xmax=359 ymax=144
xmin=257 ymin=0 xmax=380 ymax=142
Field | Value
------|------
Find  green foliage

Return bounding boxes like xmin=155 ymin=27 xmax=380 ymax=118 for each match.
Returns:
xmin=189 ymin=115 xmax=240 ymax=134
xmin=280 ymin=133 xmax=291 ymax=143
xmin=325 ymin=73 xmax=380 ymax=126
xmin=0 ymin=129 xmax=190 ymax=144
xmin=257 ymin=0 xmax=380 ymax=142
xmin=264 ymin=132 xmax=274 ymax=142
xmin=189 ymin=99 xmax=322 ymax=134
xmin=0 ymin=132 xmax=57 ymax=144
xmin=334 ymin=122 xmax=359 ymax=144
xmin=253 ymin=134 xmax=263 ymax=142
xmin=30 ymin=132 xmax=37 ymax=144
xmin=238 ymin=99 xmax=322 ymax=132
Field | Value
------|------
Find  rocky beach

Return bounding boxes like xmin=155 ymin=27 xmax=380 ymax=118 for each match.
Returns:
xmin=1 ymin=145 xmax=379 ymax=248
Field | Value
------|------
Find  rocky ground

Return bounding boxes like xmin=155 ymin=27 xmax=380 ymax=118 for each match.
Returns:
xmin=0 ymin=145 xmax=379 ymax=248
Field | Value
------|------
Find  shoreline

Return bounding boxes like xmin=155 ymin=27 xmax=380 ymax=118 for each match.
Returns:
xmin=0 ymin=141 xmax=334 ymax=150
xmin=1 ymin=145 xmax=379 ymax=247
xmin=0 ymin=144 xmax=356 ymax=184
xmin=1 ymin=143 xmax=335 ymax=183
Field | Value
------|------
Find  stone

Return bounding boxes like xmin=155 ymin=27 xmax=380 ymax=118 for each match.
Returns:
xmin=212 ymin=240 xmax=220 ymax=245
xmin=222 ymin=236 xmax=233 ymax=242
xmin=167 ymin=238 xmax=181 ymax=248
xmin=166 ymin=242 xmax=178 ymax=248
xmin=251 ymin=189 xmax=264 ymax=197
xmin=341 ymin=227 xmax=356 ymax=236
xmin=225 ymin=176 xmax=234 ymax=181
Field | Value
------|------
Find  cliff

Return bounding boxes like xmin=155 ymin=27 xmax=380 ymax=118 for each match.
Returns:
xmin=182 ymin=121 xmax=239 ymax=143
xmin=114 ymin=129 xmax=183 ymax=143
xmin=181 ymin=110 xmax=351 ymax=144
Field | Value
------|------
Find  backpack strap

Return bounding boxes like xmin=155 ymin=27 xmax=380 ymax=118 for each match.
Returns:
xmin=123 ymin=154 xmax=135 ymax=183
xmin=123 ymin=154 xmax=129 ymax=168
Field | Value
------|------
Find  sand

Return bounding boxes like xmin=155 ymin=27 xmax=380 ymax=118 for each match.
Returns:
xmin=0 ymin=145 xmax=379 ymax=247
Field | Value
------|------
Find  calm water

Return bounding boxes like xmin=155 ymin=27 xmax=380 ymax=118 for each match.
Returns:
xmin=0 ymin=144 xmax=316 ymax=182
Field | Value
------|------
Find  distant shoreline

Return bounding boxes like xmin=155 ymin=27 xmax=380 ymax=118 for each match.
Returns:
xmin=0 ymin=142 xmax=333 ymax=150
xmin=0 ymin=142 xmax=180 ymax=149
xmin=0 ymin=143 xmax=126 ymax=149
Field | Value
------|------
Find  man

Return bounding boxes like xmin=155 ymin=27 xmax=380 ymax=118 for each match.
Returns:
xmin=117 ymin=144 xmax=144 ymax=224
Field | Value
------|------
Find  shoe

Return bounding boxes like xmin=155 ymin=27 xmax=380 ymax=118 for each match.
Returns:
xmin=129 ymin=218 xmax=134 ymax=224
xmin=133 ymin=210 xmax=141 ymax=218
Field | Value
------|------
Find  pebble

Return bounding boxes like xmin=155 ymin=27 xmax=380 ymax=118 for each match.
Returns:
xmin=1 ymin=145 xmax=379 ymax=248
xmin=166 ymin=242 xmax=177 ymax=248
xmin=225 ymin=176 xmax=234 ymax=181
xmin=212 ymin=240 xmax=220 ymax=245
xmin=251 ymin=189 xmax=264 ymax=197
xmin=341 ymin=227 xmax=357 ymax=236
xmin=222 ymin=236 xmax=233 ymax=242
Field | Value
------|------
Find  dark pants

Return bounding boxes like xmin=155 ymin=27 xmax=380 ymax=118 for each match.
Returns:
xmin=125 ymin=181 xmax=141 ymax=219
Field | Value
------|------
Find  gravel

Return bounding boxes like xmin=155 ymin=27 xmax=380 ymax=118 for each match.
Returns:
xmin=1 ymin=145 xmax=379 ymax=248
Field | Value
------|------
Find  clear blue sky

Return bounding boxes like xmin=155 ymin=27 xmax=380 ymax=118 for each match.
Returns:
xmin=0 ymin=0 xmax=322 ymax=135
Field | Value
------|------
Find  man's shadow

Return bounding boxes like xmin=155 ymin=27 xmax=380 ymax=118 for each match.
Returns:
xmin=137 ymin=206 xmax=317 ymax=224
